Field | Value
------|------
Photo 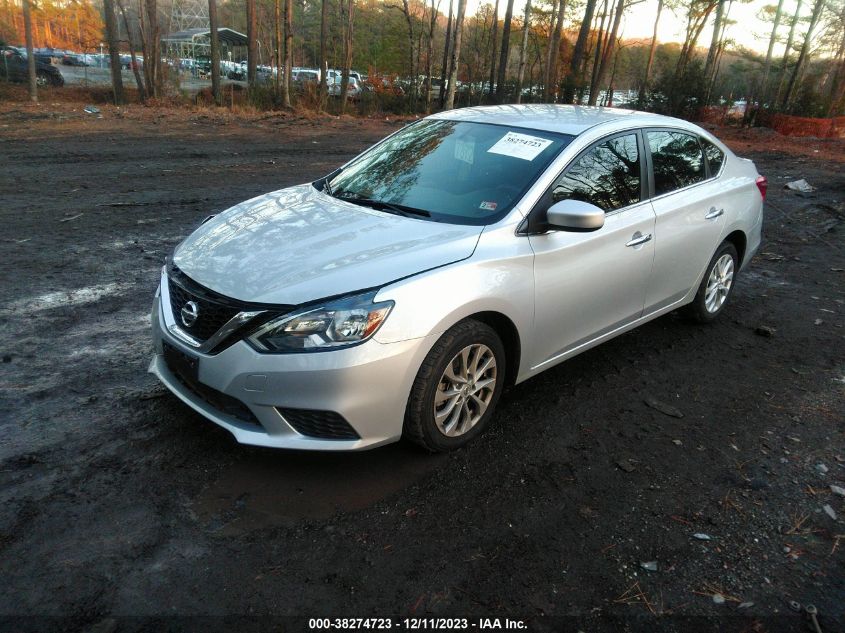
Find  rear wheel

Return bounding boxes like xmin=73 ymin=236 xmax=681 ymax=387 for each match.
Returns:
xmin=684 ymin=241 xmax=739 ymax=323
xmin=35 ymin=71 xmax=49 ymax=87
xmin=404 ymin=320 xmax=505 ymax=452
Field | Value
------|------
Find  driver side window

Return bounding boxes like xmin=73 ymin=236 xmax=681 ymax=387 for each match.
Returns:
xmin=551 ymin=133 xmax=641 ymax=213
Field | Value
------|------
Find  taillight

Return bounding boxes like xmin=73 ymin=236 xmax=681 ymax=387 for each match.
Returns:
xmin=756 ymin=175 xmax=767 ymax=201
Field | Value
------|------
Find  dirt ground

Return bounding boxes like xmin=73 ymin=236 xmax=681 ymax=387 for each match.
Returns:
xmin=0 ymin=101 xmax=843 ymax=632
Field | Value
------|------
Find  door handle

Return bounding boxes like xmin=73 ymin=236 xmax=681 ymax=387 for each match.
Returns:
xmin=626 ymin=232 xmax=652 ymax=247
xmin=705 ymin=207 xmax=724 ymax=220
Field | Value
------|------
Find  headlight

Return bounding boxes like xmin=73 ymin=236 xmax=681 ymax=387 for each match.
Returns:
xmin=247 ymin=291 xmax=393 ymax=353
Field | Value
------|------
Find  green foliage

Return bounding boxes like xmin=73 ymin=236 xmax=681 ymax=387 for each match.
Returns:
xmin=650 ymin=59 xmax=706 ymax=117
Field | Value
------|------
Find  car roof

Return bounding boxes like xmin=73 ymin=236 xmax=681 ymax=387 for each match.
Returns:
xmin=430 ymin=104 xmax=692 ymax=137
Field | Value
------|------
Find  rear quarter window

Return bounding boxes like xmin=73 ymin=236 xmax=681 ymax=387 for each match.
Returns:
xmin=646 ymin=130 xmax=705 ymax=196
xmin=701 ymin=138 xmax=725 ymax=175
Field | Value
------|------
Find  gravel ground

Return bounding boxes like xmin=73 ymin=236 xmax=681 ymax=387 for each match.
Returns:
xmin=0 ymin=102 xmax=843 ymax=632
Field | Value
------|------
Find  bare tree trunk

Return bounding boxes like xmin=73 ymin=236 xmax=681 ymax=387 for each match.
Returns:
xmin=425 ymin=0 xmax=438 ymax=112
xmin=439 ymin=0 xmax=453 ymax=108
xmin=139 ymin=0 xmax=151 ymax=96
xmin=444 ymin=0 xmax=467 ymax=109
xmin=703 ymin=0 xmax=725 ymax=93
xmin=283 ymin=0 xmax=292 ymax=107
xmin=588 ymin=0 xmax=609 ymax=103
xmin=319 ymin=0 xmax=329 ymax=110
xmin=544 ymin=0 xmax=565 ymax=100
xmin=416 ymin=16 xmax=426 ymax=100
xmin=588 ymin=0 xmax=623 ymax=105
xmin=781 ymin=0 xmax=825 ymax=110
xmin=273 ymin=0 xmax=281 ymax=98
xmin=637 ymin=0 xmax=662 ymax=107
xmin=139 ymin=0 xmax=160 ymax=98
xmin=759 ymin=0 xmax=785 ymax=106
xmin=674 ymin=1 xmax=717 ymax=83
xmin=541 ymin=0 xmax=557 ymax=100
xmin=496 ymin=0 xmax=515 ymax=102
xmin=401 ymin=0 xmax=418 ymax=109
xmin=563 ymin=0 xmax=597 ymax=102
xmin=103 ymin=0 xmax=124 ymax=104
xmin=827 ymin=17 xmax=845 ymax=115
xmin=340 ymin=0 xmax=354 ymax=112
xmin=22 ymin=0 xmax=37 ymax=102
xmin=514 ymin=0 xmax=531 ymax=103
xmin=246 ymin=0 xmax=257 ymax=87
xmin=705 ymin=0 xmax=731 ymax=106
xmin=117 ymin=0 xmax=147 ymax=102
xmin=486 ymin=0 xmax=499 ymax=97
xmin=775 ymin=0 xmax=802 ymax=106
xmin=606 ymin=40 xmax=620 ymax=105
xmin=829 ymin=49 xmax=845 ymax=116
xmin=209 ymin=0 xmax=221 ymax=105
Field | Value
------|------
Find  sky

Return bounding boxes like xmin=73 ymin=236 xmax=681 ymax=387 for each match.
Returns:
xmin=464 ymin=0 xmax=786 ymax=56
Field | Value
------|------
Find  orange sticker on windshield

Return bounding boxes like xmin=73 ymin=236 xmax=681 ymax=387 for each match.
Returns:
xmin=479 ymin=201 xmax=497 ymax=211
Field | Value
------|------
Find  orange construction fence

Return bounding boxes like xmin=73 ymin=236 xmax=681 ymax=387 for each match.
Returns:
xmin=695 ymin=107 xmax=845 ymax=138
xmin=758 ymin=113 xmax=845 ymax=138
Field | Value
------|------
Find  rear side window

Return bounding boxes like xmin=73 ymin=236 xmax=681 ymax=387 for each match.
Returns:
xmin=551 ymin=133 xmax=641 ymax=213
xmin=647 ymin=130 xmax=705 ymax=196
xmin=701 ymin=138 xmax=725 ymax=175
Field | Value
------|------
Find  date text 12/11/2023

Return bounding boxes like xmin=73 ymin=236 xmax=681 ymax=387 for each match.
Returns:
xmin=308 ymin=618 xmax=528 ymax=630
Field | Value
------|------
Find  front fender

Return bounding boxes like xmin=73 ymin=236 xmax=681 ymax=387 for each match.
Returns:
xmin=374 ymin=222 xmax=534 ymax=381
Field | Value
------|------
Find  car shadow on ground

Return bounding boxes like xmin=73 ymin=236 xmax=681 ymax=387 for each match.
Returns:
xmin=185 ymin=425 xmax=447 ymax=534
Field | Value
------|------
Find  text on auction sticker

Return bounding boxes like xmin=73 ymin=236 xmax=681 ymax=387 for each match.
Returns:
xmin=487 ymin=132 xmax=553 ymax=161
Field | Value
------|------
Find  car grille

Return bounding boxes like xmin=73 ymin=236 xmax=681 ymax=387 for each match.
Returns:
xmin=166 ymin=265 xmax=294 ymax=353
xmin=277 ymin=408 xmax=360 ymax=440
xmin=167 ymin=268 xmax=241 ymax=342
xmin=163 ymin=342 xmax=262 ymax=428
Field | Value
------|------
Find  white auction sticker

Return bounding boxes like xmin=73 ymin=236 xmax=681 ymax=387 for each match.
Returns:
xmin=487 ymin=131 xmax=553 ymax=161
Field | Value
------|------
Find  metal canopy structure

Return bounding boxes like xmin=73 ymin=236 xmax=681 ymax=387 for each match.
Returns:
xmin=169 ymin=0 xmax=210 ymax=32
xmin=162 ymin=27 xmax=247 ymax=61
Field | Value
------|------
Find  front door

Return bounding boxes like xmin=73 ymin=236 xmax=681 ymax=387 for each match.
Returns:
xmin=528 ymin=131 xmax=656 ymax=370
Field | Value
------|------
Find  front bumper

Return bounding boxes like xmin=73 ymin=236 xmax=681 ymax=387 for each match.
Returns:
xmin=149 ymin=292 xmax=434 ymax=450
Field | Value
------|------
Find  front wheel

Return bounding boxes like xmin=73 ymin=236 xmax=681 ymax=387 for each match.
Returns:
xmin=403 ymin=320 xmax=505 ymax=452
xmin=684 ymin=241 xmax=739 ymax=323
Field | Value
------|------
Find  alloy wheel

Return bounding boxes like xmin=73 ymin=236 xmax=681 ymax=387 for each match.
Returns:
xmin=433 ymin=343 xmax=497 ymax=437
xmin=705 ymin=253 xmax=734 ymax=313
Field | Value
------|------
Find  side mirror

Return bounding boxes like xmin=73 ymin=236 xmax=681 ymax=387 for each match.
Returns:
xmin=546 ymin=199 xmax=605 ymax=232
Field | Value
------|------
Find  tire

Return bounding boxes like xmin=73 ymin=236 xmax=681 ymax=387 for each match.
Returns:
xmin=403 ymin=320 xmax=506 ymax=452
xmin=684 ymin=241 xmax=739 ymax=323
xmin=35 ymin=71 xmax=48 ymax=87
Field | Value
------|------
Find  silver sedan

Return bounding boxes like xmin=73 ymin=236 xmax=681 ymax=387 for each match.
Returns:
xmin=149 ymin=104 xmax=765 ymax=451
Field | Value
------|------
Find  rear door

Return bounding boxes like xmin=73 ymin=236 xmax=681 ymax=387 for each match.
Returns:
xmin=643 ymin=129 xmax=726 ymax=312
xmin=528 ymin=130 xmax=656 ymax=369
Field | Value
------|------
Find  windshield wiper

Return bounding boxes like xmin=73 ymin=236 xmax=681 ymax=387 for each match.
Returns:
xmin=334 ymin=193 xmax=431 ymax=218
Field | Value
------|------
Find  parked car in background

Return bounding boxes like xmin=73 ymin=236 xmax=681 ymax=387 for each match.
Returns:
xmin=226 ymin=62 xmax=246 ymax=81
xmin=328 ymin=75 xmax=362 ymax=99
xmin=33 ymin=48 xmax=63 ymax=65
xmin=292 ymin=68 xmax=319 ymax=83
xmin=61 ymin=53 xmax=91 ymax=66
xmin=0 ymin=50 xmax=64 ymax=86
xmin=150 ymin=105 xmax=764 ymax=452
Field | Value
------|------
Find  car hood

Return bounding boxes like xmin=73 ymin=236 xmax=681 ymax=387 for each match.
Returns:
xmin=173 ymin=184 xmax=484 ymax=305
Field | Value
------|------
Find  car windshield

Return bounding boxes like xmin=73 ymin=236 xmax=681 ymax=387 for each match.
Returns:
xmin=326 ymin=119 xmax=573 ymax=225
